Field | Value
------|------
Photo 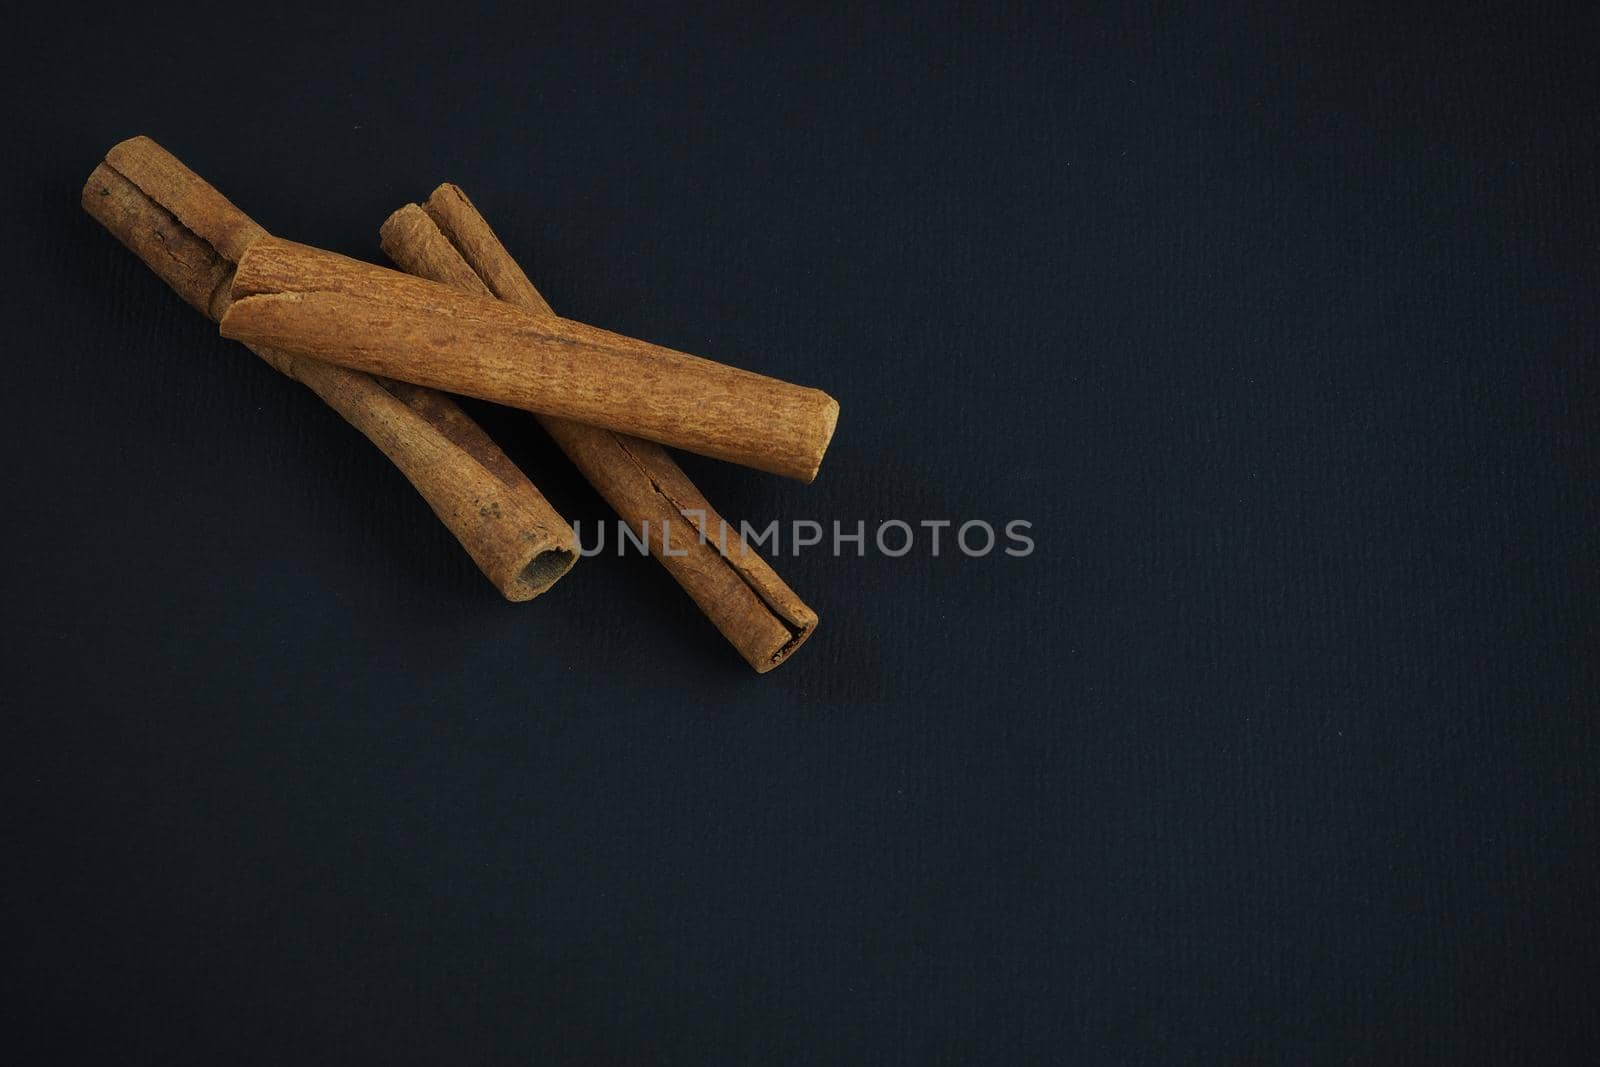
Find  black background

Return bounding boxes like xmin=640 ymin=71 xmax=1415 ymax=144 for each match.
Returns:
xmin=4 ymin=3 xmax=1597 ymax=1062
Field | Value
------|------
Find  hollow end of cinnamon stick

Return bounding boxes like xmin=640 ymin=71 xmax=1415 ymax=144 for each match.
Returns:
xmin=513 ymin=546 xmax=578 ymax=600
xmin=732 ymin=556 xmax=819 ymax=671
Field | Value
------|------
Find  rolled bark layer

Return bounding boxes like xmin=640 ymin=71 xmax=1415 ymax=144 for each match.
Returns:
xmin=380 ymin=186 xmax=818 ymax=671
xmin=219 ymin=237 xmax=840 ymax=482
xmin=83 ymin=136 xmax=575 ymax=601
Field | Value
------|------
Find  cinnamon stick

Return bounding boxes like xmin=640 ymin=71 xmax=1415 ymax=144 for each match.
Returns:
xmin=218 ymin=237 xmax=840 ymax=482
xmin=381 ymin=186 xmax=819 ymax=672
xmin=82 ymin=136 xmax=576 ymax=600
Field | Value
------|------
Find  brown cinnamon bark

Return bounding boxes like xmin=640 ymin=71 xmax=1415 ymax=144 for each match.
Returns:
xmin=218 ymin=237 xmax=840 ymax=482
xmin=380 ymin=187 xmax=818 ymax=672
xmin=82 ymin=136 xmax=576 ymax=600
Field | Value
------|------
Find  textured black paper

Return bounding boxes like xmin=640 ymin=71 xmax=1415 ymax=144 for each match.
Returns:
xmin=3 ymin=4 xmax=1597 ymax=1062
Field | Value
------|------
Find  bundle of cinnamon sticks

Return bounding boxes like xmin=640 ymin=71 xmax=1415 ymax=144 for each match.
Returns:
xmin=84 ymin=136 xmax=836 ymax=672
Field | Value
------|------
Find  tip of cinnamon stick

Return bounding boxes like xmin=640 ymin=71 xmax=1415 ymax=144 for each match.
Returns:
xmin=81 ymin=135 xmax=157 ymax=205
xmin=757 ymin=614 xmax=818 ymax=673
xmin=379 ymin=203 xmax=495 ymax=298
xmin=801 ymin=394 xmax=841 ymax=484
xmin=105 ymin=133 xmax=160 ymax=159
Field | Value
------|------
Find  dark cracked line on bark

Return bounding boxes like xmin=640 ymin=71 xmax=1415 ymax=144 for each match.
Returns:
xmin=100 ymin=161 xmax=238 ymax=320
xmin=610 ymin=435 xmax=810 ymax=660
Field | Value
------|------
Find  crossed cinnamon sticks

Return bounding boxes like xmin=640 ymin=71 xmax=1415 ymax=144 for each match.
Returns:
xmin=380 ymin=189 xmax=818 ymax=670
xmin=82 ymin=136 xmax=829 ymax=671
